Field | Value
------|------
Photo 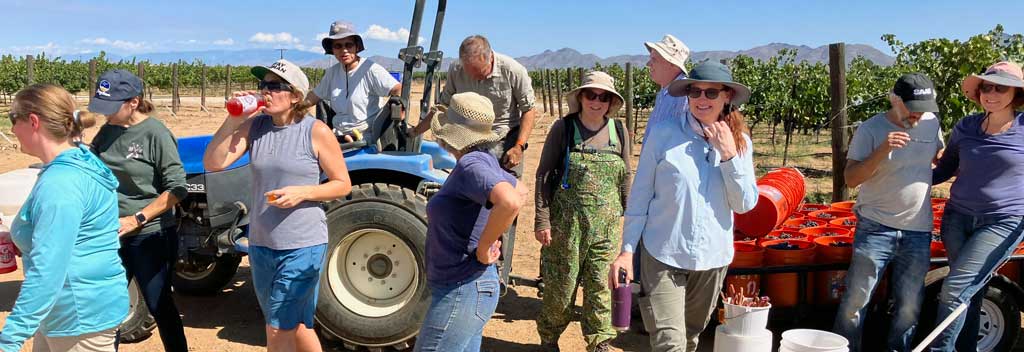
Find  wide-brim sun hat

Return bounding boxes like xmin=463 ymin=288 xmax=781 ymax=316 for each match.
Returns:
xmin=430 ymin=92 xmax=502 ymax=151
xmin=321 ymin=20 xmax=364 ymax=55
xmin=567 ymin=71 xmax=624 ymax=115
xmin=644 ymin=34 xmax=690 ymax=75
xmin=667 ymin=61 xmax=751 ymax=105
xmin=962 ymin=61 xmax=1024 ymax=105
xmin=251 ymin=59 xmax=311 ymax=97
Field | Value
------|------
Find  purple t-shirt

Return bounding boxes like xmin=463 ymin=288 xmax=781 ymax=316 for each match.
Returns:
xmin=425 ymin=151 xmax=517 ymax=284
xmin=933 ymin=112 xmax=1024 ymax=216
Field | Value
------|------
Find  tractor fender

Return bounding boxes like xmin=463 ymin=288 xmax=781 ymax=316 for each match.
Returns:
xmin=923 ymin=265 xmax=1024 ymax=312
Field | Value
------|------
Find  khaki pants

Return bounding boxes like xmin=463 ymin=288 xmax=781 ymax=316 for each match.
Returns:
xmin=638 ymin=248 xmax=728 ymax=352
xmin=32 ymin=328 xmax=117 ymax=352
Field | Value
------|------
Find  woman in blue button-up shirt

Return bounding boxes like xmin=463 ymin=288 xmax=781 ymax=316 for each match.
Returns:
xmin=609 ymin=62 xmax=758 ymax=352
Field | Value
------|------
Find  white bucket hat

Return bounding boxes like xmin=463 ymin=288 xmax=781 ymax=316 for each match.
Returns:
xmin=567 ymin=71 xmax=625 ymax=115
xmin=250 ymin=59 xmax=310 ymax=97
xmin=431 ymin=92 xmax=502 ymax=151
xmin=645 ymin=34 xmax=690 ymax=74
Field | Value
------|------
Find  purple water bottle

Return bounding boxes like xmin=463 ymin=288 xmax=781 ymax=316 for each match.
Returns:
xmin=612 ymin=268 xmax=631 ymax=331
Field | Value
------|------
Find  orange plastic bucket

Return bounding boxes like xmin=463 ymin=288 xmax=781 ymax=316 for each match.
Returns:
xmin=734 ymin=233 xmax=758 ymax=246
xmin=813 ymin=236 xmax=854 ymax=304
xmin=797 ymin=203 xmax=829 ymax=215
xmin=829 ymin=216 xmax=858 ymax=229
xmin=830 ymin=200 xmax=856 ymax=212
xmin=735 ymin=168 xmax=807 ymax=237
xmin=807 ymin=210 xmax=856 ymax=221
xmin=763 ymin=230 xmax=808 ymax=243
xmin=782 ymin=218 xmax=825 ymax=231
xmin=761 ymin=240 xmax=816 ymax=307
xmin=726 ymin=243 xmax=765 ymax=296
xmin=799 ymin=226 xmax=852 ymax=241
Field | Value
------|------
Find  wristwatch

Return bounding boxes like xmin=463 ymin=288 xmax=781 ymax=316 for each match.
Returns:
xmin=134 ymin=212 xmax=147 ymax=225
xmin=516 ymin=142 xmax=529 ymax=151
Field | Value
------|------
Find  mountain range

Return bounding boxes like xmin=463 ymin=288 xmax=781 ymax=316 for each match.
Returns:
xmin=58 ymin=43 xmax=894 ymax=71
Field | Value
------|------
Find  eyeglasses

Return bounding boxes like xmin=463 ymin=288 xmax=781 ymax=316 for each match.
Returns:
xmin=581 ymin=90 xmax=612 ymax=103
xmin=258 ymin=81 xmax=293 ymax=92
xmin=332 ymin=41 xmax=359 ymax=51
xmin=682 ymin=87 xmax=727 ymax=100
xmin=7 ymin=110 xmax=18 ymax=126
xmin=980 ymin=83 xmax=1011 ymax=94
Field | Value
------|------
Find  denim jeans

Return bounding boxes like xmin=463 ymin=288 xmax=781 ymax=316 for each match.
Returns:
xmin=928 ymin=208 xmax=1024 ymax=352
xmin=833 ymin=215 xmax=930 ymax=352
xmin=120 ymin=228 xmax=188 ymax=352
xmin=413 ymin=265 xmax=500 ymax=352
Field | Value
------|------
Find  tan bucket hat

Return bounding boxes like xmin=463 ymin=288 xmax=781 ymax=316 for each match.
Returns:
xmin=567 ymin=71 xmax=624 ymax=115
xmin=962 ymin=61 xmax=1024 ymax=105
xmin=644 ymin=34 xmax=690 ymax=74
xmin=431 ymin=92 xmax=502 ymax=151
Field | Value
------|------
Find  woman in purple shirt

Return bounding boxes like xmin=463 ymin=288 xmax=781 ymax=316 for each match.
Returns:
xmin=413 ymin=92 xmax=525 ymax=352
xmin=929 ymin=61 xmax=1024 ymax=352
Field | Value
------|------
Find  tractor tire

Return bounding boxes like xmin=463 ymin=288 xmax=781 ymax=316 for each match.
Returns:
xmin=317 ymin=183 xmax=429 ymax=350
xmin=118 ymin=278 xmax=156 ymax=343
xmin=976 ymin=284 xmax=1020 ymax=352
xmin=172 ymin=254 xmax=243 ymax=295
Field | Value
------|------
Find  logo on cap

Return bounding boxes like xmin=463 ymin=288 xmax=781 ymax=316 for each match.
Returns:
xmin=97 ymin=80 xmax=111 ymax=97
xmin=270 ymin=62 xmax=288 ymax=73
xmin=913 ymin=88 xmax=934 ymax=98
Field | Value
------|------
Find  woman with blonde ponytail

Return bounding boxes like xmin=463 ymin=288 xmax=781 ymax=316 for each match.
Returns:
xmin=0 ymin=84 xmax=128 ymax=352
xmin=609 ymin=61 xmax=759 ymax=352
xmin=87 ymin=69 xmax=190 ymax=351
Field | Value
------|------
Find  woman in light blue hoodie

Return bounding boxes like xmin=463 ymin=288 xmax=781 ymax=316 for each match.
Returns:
xmin=0 ymin=84 xmax=128 ymax=352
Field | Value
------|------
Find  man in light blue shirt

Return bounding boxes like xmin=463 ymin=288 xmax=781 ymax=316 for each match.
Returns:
xmin=642 ymin=34 xmax=690 ymax=146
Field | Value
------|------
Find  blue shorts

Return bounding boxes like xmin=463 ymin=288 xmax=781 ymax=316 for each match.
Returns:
xmin=249 ymin=244 xmax=327 ymax=330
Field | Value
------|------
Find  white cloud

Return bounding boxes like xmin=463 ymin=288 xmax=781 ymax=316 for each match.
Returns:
xmin=79 ymin=37 xmax=110 ymax=45
xmin=315 ymin=33 xmax=328 ymax=42
xmin=6 ymin=42 xmax=60 ymax=55
xmin=213 ymin=38 xmax=235 ymax=46
xmin=294 ymin=44 xmax=323 ymax=53
xmin=363 ymin=24 xmax=412 ymax=43
xmin=110 ymin=40 xmax=145 ymax=51
xmin=178 ymin=39 xmax=199 ymax=45
xmin=249 ymin=32 xmax=302 ymax=44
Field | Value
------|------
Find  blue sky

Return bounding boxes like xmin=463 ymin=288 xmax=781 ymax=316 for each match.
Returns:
xmin=3 ymin=0 xmax=1022 ymax=59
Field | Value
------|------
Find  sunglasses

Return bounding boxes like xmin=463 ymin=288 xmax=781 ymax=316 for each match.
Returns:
xmin=7 ymin=110 xmax=18 ymax=126
xmin=258 ymin=81 xmax=293 ymax=92
xmin=682 ymin=87 xmax=728 ymax=100
xmin=332 ymin=41 xmax=359 ymax=51
xmin=980 ymin=83 xmax=1011 ymax=94
xmin=581 ymin=90 xmax=612 ymax=103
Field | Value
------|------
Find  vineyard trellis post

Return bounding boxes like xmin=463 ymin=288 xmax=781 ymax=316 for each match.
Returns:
xmin=545 ymin=70 xmax=554 ymax=114
xmin=88 ymin=60 xmax=97 ymax=105
xmin=171 ymin=63 xmax=180 ymax=116
xmin=829 ymin=43 xmax=850 ymax=201
xmin=556 ymin=69 xmax=564 ymax=117
xmin=137 ymin=62 xmax=146 ymax=101
xmin=25 ymin=55 xmax=34 ymax=85
xmin=200 ymin=64 xmax=209 ymax=112
xmin=540 ymin=70 xmax=549 ymax=114
xmin=625 ymin=62 xmax=634 ymax=144
xmin=225 ymin=65 xmax=232 ymax=101
xmin=577 ymin=67 xmax=584 ymax=86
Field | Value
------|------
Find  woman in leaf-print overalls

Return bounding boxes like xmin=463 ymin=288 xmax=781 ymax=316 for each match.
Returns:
xmin=534 ymin=71 xmax=632 ymax=352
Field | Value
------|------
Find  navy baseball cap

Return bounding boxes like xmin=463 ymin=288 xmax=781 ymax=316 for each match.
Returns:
xmin=88 ymin=69 xmax=144 ymax=115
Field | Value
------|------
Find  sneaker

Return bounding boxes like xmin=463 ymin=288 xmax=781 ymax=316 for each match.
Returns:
xmin=592 ymin=340 xmax=612 ymax=352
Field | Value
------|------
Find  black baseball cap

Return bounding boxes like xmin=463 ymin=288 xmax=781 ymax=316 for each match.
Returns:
xmin=893 ymin=73 xmax=939 ymax=113
xmin=87 ymin=69 xmax=144 ymax=115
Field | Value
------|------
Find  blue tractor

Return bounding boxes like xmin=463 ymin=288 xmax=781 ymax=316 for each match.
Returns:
xmin=117 ymin=1 xmax=520 ymax=350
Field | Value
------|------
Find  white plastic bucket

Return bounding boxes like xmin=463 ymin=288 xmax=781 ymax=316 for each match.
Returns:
xmin=712 ymin=325 xmax=771 ymax=352
xmin=779 ymin=329 xmax=849 ymax=352
xmin=722 ymin=302 xmax=770 ymax=336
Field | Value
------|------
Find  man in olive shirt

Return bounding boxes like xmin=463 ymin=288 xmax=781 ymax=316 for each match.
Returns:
xmin=412 ymin=35 xmax=537 ymax=178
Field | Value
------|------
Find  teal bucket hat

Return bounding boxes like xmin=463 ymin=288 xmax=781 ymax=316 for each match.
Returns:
xmin=667 ymin=61 xmax=751 ymax=105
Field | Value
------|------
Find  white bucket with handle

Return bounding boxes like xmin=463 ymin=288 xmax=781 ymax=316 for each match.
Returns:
xmin=779 ymin=329 xmax=849 ymax=352
xmin=722 ymin=302 xmax=770 ymax=336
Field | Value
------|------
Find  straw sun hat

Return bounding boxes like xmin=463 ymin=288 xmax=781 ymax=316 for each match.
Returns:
xmin=430 ymin=92 xmax=501 ymax=152
xmin=567 ymin=71 xmax=624 ymax=115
